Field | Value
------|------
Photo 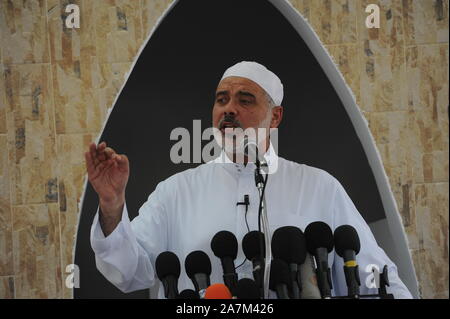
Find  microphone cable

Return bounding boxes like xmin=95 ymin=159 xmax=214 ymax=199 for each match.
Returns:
xmin=257 ymin=170 xmax=269 ymax=272
xmin=235 ymin=198 xmax=251 ymax=271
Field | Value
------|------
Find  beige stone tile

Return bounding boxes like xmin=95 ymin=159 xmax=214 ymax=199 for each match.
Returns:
xmin=47 ymin=0 xmax=97 ymax=63
xmin=434 ymin=291 xmax=449 ymax=299
xmin=0 ymin=228 xmax=13 ymax=277
xmin=141 ymin=0 xmax=175 ymax=38
xmin=410 ymin=110 xmax=449 ymax=183
xmin=0 ymin=0 xmax=50 ymax=64
xmin=288 ymin=0 xmax=311 ymax=20
xmin=411 ymin=245 xmax=449 ymax=299
xmin=97 ymin=62 xmax=132 ymax=119
xmin=308 ymin=0 xmax=358 ymax=45
xmin=357 ymin=1 xmax=408 ymax=112
xmin=0 ymin=65 xmax=6 ymax=134
xmin=52 ymin=58 xmax=132 ymax=132
xmin=0 ymin=276 xmax=15 ymax=299
xmin=4 ymin=63 xmax=58 ymax=205
xmin=407 ymin=39 xmax=449 ymax=183
xmin=56 ymin=133 xmax=93 ymax=298
xmin=414 ymin=182 xmax=449 ymax=256
xmin=358 ymin=42 xmax=407 ymax=112
xmin=52 ymin=59 xmax=102 ymax=134
xmin=325 ymin=44 xmax=361 ymax=105
xmin=365 ymin=111 xmax=417 ymax=239
xmin=403 ymin=0 xmax=449 ymax=45
xmin=358 ymin=0 xmax=405 ymax=49
xmin=406 ymin=45 xmax=449 ymax=116
xmin=0 ymin=135 xmax=13 ymax=276
xmin=94 ymin=0 xmax=144 ymax=63
xmin=12 ymin=203 xmax=62 ymax=298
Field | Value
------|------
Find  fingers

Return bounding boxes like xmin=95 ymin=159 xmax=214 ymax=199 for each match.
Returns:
xmin=104 ymin=147 xmax=116 ymax=160
xmin=89 ymin=142 xmax=100 ymax=166
xmin=88 ymin=142 xmax=112 ymax=163
xmin=85 ymin=151 xmax=95 ymax=176
xmin=97 ymin=143 xmax=108 ymax=161
xmin=116 ymin=154 xmax=129 ymax=169
xmin=86 ymin=142 xmax=127 ymax=172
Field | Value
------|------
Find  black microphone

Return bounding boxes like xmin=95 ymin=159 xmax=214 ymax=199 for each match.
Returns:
xmin=185 ymin=250 xmax=212 ymax=297
xmin=176 ymin=289 xmax=200 ymax=299
xmin=272 ymin=226 xmax=307 ymax=299
xmin=211 ymin=231 xmax=239 ymax=294
xmin=269 ymin=259 xmax=291 ymax=299
xmin=242 ymin=231 xmax=265 ymax=296
xmin=334 ymin=225 xmax=361 ymax=298
xmin=235 ymin=278 xmax=261 ymax=299
xmin=304 ymin=221 xmax=334 ymax=298
xmin=155 ymin=251 xmax=181 ymax=299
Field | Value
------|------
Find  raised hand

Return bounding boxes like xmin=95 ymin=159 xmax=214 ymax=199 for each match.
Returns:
xmin=85 ymin=142 xmax=129 ymax=234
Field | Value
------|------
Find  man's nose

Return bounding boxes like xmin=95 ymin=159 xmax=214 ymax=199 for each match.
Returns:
xmin=222 ymin=98 xmax=239 ymax=116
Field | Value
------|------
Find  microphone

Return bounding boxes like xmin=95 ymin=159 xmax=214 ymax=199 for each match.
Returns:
xmin=185 ymin=250 xmax=212 ymax=297
xmin=241 ymin=136 xmax=267 ymax=168
xmin=272 ymin=226 xmax=307 ymax=299
xmin=177 ymin=289 xmax=200 ymax=299
xmin=204 ymin=283 xmax=233 ymax=299
xmin=269 ymin=259 xmax=291 ymax=299
xmin=211 ymin=231 xmax=239 ymax=294
xmin=304 ymin=221 xmax=334 ymax=298
xmin=334 ymin=225 xmax=361 ymax=298
xmin=155 ymin=251 xmax=181 ymax=299
xmin=235 ymin=278 xmax=261 ymax=299
xmin=242 ymin=231 xmax=265 ymax=296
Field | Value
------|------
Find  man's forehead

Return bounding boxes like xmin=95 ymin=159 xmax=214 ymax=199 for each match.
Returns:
xmin=216 ymin=76 xmax=264 ymax=95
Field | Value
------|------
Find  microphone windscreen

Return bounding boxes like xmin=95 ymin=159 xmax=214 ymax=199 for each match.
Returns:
xmin=211 ymin=231 xmax=238 ymax=259
xmin=242 ymin=231 xmax=265 ymax=260
xmin=185 ymin=250 xmax=212 ymax=278
xmin=235 ymin=278 xmax=261 ymax=299
xmin=269 ymin=259 xmax=291 ymax=291
xmin=155 ymin=251 xmax=181 ymax=279
xmin=204 ymin=283 xmax=232 ymax=299
xmin=304 ymin=221 xmax=334 ymax=254
xmin=334 ymin=225 xmax=361 ymax=257
xmin=177 ymin=289 xmax=200 ymax=299
xmin=271 ymin=226 xmax=306 ymax=264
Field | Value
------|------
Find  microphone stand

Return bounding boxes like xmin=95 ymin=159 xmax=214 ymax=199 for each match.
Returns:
xmin=331 ymin=264 xmax=394 ymax=299
xmin=254 ymin=157 xmax=271 ymax=299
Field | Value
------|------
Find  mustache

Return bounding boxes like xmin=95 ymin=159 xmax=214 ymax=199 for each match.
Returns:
xmin=218 ymin=116 xmax=242 ymax=130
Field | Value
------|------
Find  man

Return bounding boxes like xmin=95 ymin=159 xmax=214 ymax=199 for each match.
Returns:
xmin=86 ymin=61 xmax=412 ymax=299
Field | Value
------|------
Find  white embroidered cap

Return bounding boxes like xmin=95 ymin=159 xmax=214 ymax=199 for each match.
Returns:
xmin=220 ymin=61 xmax=284 ymax=106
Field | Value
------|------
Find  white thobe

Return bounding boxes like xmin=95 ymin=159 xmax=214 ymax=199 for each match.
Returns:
xmin=90 ymin=144 xmax=413 ymax=299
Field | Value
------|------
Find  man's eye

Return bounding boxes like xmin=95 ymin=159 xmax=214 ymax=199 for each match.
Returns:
xmin=241 ymin=100 xmax=251 ymax=104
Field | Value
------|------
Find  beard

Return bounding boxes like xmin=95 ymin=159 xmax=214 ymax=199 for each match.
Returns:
xmin=213 ymin=110 xmax=272 ymax=162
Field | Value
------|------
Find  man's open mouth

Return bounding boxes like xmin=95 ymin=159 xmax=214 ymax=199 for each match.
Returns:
xmin=220 ymin=122 xmax=241 ymax=134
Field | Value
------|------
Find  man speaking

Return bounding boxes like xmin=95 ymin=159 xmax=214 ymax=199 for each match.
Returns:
xmin=85 ymin=61 xmax=412 ymax=299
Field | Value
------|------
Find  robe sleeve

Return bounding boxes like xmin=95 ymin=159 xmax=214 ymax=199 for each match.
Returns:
xmin=90 ymin=181 xmax=170 ymax=294
xmin=329 ymin=177 xmax=413 ymax=299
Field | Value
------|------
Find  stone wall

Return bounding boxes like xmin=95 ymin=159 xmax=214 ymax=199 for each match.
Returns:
xmin=0 ymin=0 xmax=448 ymax=298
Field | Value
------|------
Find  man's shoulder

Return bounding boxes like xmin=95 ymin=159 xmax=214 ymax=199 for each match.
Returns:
xmin=159 ymin=162 xmax=217 ymax=186
xmin=277 ymin=156 xmax=337 ymax=184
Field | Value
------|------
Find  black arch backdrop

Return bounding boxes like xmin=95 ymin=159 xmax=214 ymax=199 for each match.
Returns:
xmin=75 ymin=0 xmax=386 ymax=298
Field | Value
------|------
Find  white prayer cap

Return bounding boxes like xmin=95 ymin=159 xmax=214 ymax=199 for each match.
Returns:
xmin=220 ymin=61 xmax=284 ymax=106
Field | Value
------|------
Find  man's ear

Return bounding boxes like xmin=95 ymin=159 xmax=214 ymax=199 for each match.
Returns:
xmin=270 ymin=106 xmax=283 ymax=128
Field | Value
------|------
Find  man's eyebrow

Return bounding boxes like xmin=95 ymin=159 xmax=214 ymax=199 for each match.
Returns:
xmin=237 ymin=91 xmax=256 ymax=99
xmin=215 ymin=90 xmax=228 ymax=97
